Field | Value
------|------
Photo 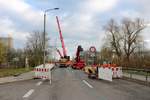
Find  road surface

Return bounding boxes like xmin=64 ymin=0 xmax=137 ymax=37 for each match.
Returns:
xmin=0 ymin=67 xmax=150 ymax=100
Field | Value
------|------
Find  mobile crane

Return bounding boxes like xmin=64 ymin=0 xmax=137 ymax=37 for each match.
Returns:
xmin=72 ymin=45 xmax=85 ymax=69
xmin=56 ymin=16 xmax=70 ymax=67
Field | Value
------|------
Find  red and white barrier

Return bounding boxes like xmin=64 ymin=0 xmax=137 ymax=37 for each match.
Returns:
xmin=111 ymin=67 xmax=123 ymax=78
xmin=98 ymin=67 xmax=113 ymax=82
xmin=33 ymin=64 xmax=54 ymax=80
xmin=98 ymin=66 xmax=123 ymax=82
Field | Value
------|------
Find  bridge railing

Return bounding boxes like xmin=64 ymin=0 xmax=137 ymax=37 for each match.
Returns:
xmin=122 ymin=67 xmax=150 ymax=82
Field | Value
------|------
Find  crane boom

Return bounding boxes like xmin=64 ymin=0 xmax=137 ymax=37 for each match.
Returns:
xmin=56 ymin=48 xmax=63 ymax=58
xmin=56 ymin=16 xmax=67 ymax=57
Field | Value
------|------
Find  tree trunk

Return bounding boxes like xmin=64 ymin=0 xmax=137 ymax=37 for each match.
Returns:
xmin=126 ymin=55 xmax=130 ymax=67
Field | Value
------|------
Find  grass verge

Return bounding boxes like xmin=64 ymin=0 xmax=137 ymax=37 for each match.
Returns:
xmin=0 ymin=67 xmax=33 ymax=78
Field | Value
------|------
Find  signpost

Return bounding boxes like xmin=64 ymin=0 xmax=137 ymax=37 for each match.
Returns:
xmin=89 ymin=46 xmax=96 ymax=65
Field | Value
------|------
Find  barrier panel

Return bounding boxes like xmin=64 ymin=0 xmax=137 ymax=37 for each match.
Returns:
xmin=33 ymin=64 xmax=54 ymax=80
xmin=98 ymin=67 xmax=113 ymax=82
xmin=98 ymin=66 xmax=123 ymax=81
xmin=112 ymin=67 xmax=123 ymax=78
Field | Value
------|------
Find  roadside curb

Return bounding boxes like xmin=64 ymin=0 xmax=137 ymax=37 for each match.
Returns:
xmin=0 ymin=79 xmax=33 ymax=85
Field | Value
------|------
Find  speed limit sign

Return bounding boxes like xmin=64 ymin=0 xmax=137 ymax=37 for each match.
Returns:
xmin=89 ymin=46 xmax=96 ymax=53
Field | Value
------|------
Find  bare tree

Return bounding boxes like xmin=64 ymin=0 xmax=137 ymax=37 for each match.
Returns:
xmin=122 ymin=18 xmax=145 ymax=66
xmin=104 ymin=19 xmax=122 ymax=64
xmin=100 ymin=46 xmax=113 ymax=62
xmin=25 ymin=31 xmax=49 ymax=67
xmin=103 ymin=18 xmax=146 ymax=67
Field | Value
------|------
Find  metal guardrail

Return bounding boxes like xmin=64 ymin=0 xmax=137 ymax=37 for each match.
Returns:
xmin=123 ymin=67 xmax=150 ymax=82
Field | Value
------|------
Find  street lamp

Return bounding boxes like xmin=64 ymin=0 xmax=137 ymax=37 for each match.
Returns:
xmin=43 ymin=8 xmax=59 ymax=68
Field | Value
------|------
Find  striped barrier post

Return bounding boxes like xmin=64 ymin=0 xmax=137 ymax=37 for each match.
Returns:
xmin=111 ymin=67 xmax=123 ymax=78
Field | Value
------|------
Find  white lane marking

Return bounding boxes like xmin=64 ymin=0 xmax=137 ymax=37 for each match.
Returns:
xmin=23 ymin=89 xmax=34 ymax=98
xmin=50 ymin=79 xmax=52 ymax=84
xmin=83 ymin=80 xmax=93 ymax=88
xmin=36 ymin=81 xmax=43 ymax=86
xmin=50 ymin=71 xmax=52 ymax=85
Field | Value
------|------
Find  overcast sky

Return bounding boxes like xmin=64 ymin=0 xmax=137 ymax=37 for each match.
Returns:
xmin=0 ymin=0 xmax=150 ymax=56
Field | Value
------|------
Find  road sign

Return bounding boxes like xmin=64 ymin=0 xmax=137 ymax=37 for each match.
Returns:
xmin=90 ymin=53 xmax=95 ymax=57
xmin=89 ymin=46 xmax=96 ymax=53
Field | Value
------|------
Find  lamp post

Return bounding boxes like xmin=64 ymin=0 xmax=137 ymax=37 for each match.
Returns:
xmin=43 ymin=8 xmax=59 ymax=68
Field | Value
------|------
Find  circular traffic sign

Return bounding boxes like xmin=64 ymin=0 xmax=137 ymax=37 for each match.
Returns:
xmin=89 ymin=46 xmax=96 ymax=52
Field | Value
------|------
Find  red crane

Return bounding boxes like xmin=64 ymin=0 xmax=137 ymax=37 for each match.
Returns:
xmin=56 ymin=16 xmax=70 ymax=67
xmin=72 ymin=45 xmax=85 ymax=69
xmin=75 ymin=45 xmax=83 ymax=62
xmin=56 ymin=16 xmax=67 ymax=57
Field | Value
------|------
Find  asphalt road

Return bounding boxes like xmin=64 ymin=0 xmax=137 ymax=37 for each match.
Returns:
xmin=0 ymin=67 xmax=150 ymax=100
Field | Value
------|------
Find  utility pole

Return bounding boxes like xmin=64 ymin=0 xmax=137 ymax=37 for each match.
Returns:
xmin=43 ymin=8 xmax=59 ymax=68
xmin=43 ymin=13 xmax=46 ymax=68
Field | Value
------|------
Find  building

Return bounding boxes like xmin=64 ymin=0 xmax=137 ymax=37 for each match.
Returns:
xmin=0 ymin=36 xmax=13 ymax=49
